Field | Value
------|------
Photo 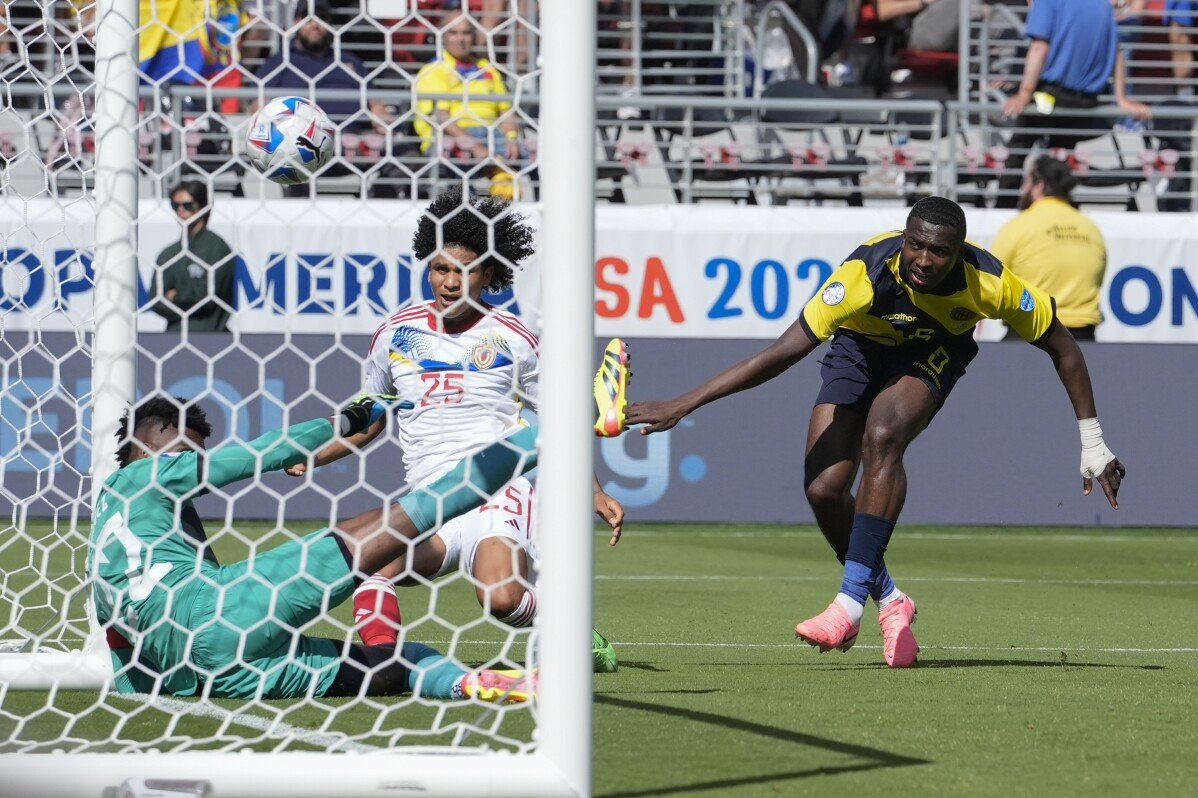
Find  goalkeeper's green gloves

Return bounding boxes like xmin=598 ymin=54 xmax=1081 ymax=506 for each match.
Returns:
xmin=338 ymin=394 xmax=412 ymax=436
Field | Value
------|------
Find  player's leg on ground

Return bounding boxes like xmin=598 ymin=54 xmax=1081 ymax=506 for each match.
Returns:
xmin=352 ymin=540 xmax=449 ymax=647
xmin=844 ymin=376 xmax=932 ymax=664
xmin=323 ymin=641 xmax=533 ymax=702
xmin=472 ymin=536 xmax=536 ymax=627
xmin=804 ymin=403 xmax=902 ymax=606
xmin=795 ymin=377 xmax=933 ymax=657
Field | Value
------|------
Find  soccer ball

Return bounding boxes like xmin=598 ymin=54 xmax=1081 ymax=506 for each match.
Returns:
xmin=245 ymin=96 xmax=335 ymax=185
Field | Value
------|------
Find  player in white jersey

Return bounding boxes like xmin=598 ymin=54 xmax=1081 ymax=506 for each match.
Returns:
xmin=290 ymin=188 xmax=624 ymax=671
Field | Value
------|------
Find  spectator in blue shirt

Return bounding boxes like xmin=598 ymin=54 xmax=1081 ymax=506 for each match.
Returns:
xmin=994 ymin=0 xmax=1151 ymax=208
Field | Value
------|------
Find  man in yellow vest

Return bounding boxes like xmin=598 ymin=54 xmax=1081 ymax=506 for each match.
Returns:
xmin=990 ymin=155 xmax=1107 ymax=340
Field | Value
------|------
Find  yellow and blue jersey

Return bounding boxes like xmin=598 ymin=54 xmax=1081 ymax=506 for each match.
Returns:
xmin=800 ymin=231 xmax=1056 ymax=347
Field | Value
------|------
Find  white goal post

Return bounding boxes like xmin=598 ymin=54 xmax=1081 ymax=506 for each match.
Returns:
xmin=0 ymin=0 xmax=595 ymax=794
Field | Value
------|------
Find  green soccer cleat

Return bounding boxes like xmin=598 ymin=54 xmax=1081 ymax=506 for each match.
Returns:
xmin=593 ymin=629 xmax=619 ymax=673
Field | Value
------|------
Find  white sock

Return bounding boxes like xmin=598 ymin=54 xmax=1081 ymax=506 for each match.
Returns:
xmin=877 ymin=587 xmax=903 ymax=608
xmin=834 ymin=592 xmax=865 ymax=624
xmin=498 ymin=589 xmax=537 ymax=628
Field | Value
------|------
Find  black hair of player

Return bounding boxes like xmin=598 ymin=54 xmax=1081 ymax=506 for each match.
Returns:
xmin=115 ymin=395 xmax=212 ymax=467
xmin=1029 ymin=155 xmax=1077 ymax=202
xmin=411 ymin=187 xmax=535 ymax=292
xmin=907 ymin=196 xmax=967 ymax=245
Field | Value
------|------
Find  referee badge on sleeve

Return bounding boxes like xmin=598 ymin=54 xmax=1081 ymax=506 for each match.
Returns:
xmin=1019 ymin=289 xmax=1035 ymax=312
xmin=822 ymin=282 xmax=846 ymax=306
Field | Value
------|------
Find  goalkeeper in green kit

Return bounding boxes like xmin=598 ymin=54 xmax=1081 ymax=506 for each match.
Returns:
xmin=88 ymin=394 xmax=537 ymax=702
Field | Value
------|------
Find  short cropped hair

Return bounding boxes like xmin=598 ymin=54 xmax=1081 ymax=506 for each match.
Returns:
xmin=907 ymin=196 xmax=967 ymax=244
xmin=1029 ymin=155 xmax=1077 ymax=201
xmin=115 ymin=395 xmax=212 ymax=467
xmin=411 ymin=187 xmax=536 ymax=292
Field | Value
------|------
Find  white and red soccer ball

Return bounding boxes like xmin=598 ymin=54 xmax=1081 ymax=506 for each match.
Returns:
xmin=245 ymin=96 xmax=335 ymax=185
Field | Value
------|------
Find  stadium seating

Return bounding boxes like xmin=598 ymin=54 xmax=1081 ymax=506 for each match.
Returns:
xmin=4 ymin=1 xmax=1198 ymax=209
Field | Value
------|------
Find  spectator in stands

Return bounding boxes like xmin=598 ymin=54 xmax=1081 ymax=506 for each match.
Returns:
xmin=413 ymin=11 xmax=523 ymax=194
xmin=152 ymin=181 xmax=236 ymax=334
xmin=1164 ymin=2 xmax=1197 ymax=99
xmin=874 ymin=0 xmax=959 ymax=52
xmin=996 ymin=0 xmax=1151 ymax=208
xmin=990 ymin=156 xmax=1106 ymax=341
xmin=389 ymin=1 xmax=508 ymax=71
xmin=255 ymin=0 xmax=392 ymax=196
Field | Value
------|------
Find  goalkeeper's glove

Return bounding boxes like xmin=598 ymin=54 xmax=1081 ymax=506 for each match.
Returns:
xmin=1078 ymin=417 xmax=1117 ymax=479
xmin=338 ymin=394 xmax=411 ymax=436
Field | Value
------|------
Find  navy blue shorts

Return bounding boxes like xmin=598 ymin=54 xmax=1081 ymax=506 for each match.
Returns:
xmin=814 ymin=332 xmax=978 ymax=418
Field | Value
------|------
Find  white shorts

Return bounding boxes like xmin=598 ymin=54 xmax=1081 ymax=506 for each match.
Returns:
xmin=431 ymin=476 xmax=539 ymax=579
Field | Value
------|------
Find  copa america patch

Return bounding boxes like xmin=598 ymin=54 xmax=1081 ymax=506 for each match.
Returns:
xmin=822 ymin=282 xmax=846 ymax=306
xmin=1019 ymin=288 xmax=1035 ymax=312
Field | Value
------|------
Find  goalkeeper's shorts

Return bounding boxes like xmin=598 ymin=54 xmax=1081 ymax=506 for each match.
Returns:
xmin=117 ymin=529 xmax=357 ymax=700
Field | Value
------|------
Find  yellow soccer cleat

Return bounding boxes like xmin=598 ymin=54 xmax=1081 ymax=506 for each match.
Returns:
xmin=459 ymin=668 xmax=538 ymax=704
xmin=593 ymin=338 xmax=631 ymax=437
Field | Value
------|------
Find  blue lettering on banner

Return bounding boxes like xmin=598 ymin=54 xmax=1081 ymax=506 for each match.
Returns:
xmin=0 ymin=248 xmax=46 ymax=311
xmin=55 ymin=249 xmax=94 ymax=309
xmin=704 ymin=256 xmax=832 ymax=321
xmin=1109 ymin=266 xmax=1163 ymax=326
xmin=1172 ymin=267 xmax=1198 ymax=326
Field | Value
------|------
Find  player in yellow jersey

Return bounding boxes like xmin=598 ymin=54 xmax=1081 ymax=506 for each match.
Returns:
xmin=627 ymin=197 xmax=1126 ymax=668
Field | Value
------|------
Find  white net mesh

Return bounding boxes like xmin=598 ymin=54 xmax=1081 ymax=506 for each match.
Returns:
xmin=0 ymin=0 xmax=571 ymax=776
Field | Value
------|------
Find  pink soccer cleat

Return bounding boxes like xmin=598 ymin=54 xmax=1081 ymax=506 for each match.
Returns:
xmin=458 ymin=668 xmax=538 ymax=704
xmin=795 ymin=601 xmax=860 ymax=653
xmin=878 ymin=594 xmax=919 ymax=668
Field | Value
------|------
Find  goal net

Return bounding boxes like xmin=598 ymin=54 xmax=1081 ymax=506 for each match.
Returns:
xmin=0 ymin=1 xmax=593 ymax=795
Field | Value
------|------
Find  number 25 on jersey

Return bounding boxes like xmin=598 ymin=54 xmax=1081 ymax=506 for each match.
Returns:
xmin=420 ymin=370 xmax=466 ymax=407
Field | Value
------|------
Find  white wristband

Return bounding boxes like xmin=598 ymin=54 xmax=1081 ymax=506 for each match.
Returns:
xmin=1078 ymin=418 xmax=1103 ymax=449
xmin=1078 ymin=417 xmax=1115 ymax=479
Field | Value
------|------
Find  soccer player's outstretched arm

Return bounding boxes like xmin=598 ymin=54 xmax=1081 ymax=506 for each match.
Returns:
xmin=202 ymin=396 xmax=397 ymax=489
xmin=627 ymin=315 xmax=820 ymax=434
xmin=1032 ymin=318 xmax=1127 ymax=509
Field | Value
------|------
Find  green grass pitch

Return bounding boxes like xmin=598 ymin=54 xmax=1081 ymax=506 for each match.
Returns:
xmin=2 ymin=521 xmax=1195 ymax=796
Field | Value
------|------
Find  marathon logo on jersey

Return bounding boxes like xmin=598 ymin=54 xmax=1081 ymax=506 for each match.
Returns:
xmin=822 ymin=282 xmax=846 ymax=306
xmin=1019 ymin=289 xmax=1036 ymax=312
xmin=884 ymin=312 xmax=918 ymax=324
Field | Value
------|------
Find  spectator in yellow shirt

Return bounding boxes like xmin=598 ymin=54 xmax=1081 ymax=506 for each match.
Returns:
xmin=412 ymin=12 xmax=522 ymax=162
xmin=990 ymin=156 xmax=1107 ymax=340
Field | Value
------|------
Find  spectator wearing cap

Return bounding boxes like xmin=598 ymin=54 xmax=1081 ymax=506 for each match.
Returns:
xmin=990 ymin=156 xmax=1106 ymax=341
xmin=254 ymin=0 xmax=393 ymax=195
xmin=996 ymin=0 xmax=1150 ymax=208
xmin=152 ymin=180 xmax=236 ymax=334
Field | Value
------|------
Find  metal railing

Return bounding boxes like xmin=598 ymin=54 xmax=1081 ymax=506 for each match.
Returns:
xmin=5 ymin=81 xmax=1198 ymax=210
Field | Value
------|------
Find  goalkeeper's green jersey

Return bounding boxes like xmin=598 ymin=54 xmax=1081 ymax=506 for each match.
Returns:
xmin=88 ymin=419 xmax=336 ymax=695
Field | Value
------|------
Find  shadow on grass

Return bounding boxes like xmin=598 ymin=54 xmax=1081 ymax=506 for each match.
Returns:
xmin=811 ymin=658 xmax=1166 ymax=671
xmin=594 ymin=694 xmax=929 ymax=797
xmin=614 ymin=661 xmax=670 ymax=673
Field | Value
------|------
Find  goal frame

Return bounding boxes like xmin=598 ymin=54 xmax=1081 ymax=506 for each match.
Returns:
xmin=0 ymin=0 xmax=596 ymax=794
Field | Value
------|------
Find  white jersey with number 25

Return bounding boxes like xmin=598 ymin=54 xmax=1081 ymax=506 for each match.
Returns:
xmin=365 ymin=301 xmax=540 ymax=489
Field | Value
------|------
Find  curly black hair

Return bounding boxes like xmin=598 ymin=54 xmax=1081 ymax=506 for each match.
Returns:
xmin=115 ymin=395 xmax=212 ymax=467
xmin=908 ymin=196 xmax=967 ymax=244
xmin=411 ymin=187 xmax=536 ymax=292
